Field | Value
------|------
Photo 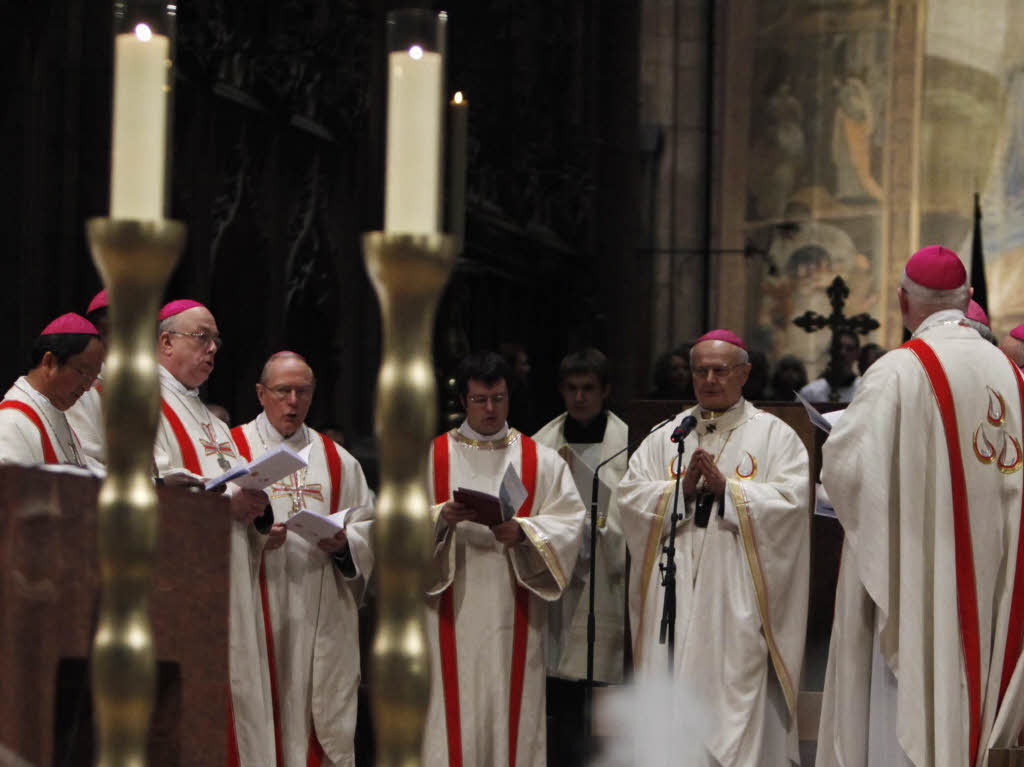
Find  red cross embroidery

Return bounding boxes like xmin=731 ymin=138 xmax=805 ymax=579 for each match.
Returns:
xmin=270 ymin=472 xmax=324 ymax=505
xmin=199 ymin=422 xmax=235 ymax=458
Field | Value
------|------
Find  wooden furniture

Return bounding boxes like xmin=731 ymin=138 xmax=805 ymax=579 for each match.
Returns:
xmin=0 ymin=465 xmax=231 ymax=766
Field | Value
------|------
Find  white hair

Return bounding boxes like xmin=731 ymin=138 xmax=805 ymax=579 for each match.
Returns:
xmin=900 ymin=273 xmax=970 ymax=310
xmin=690 ymin=342 xmax=749 ymax=365
xmin=963 ymin=318 xmax=997 ymax=344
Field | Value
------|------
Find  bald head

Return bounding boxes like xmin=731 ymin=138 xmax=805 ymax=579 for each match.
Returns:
xmin=256 ymin=353 xmax=316 ymax=437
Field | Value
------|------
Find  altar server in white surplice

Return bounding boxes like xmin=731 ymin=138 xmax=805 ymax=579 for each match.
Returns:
xmin=817 ymin=245 xmax=1024 ymax=767
xmin=423 ymin=351 xmax=585 ymax=767
xmin=153 ymin=299 xmax=276 ymax=767
xmin=0 ymin=313 xmax=103 ymax=467
xmin=533 ymin=348 xmax=627 ymax=767
xmin=618 ymin=329 xmax=810 ymax=767
xmin=231 ymin=351 xmax=373 ymax=767
xmin=66 ymin=289 xmax=109 ymax=467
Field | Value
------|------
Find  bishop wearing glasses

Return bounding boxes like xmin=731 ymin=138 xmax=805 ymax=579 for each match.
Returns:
xmin=0 ymin=312 xmax=103 ymax=467
xmin=154 ymin=298 xmax=278 ymax=766
xmin=423 ymin=351 xmax=585 ymax=767
xmin=617 ymin=329 xmax=810 ymax=766
xmin=230 ymin=351 xmax=375 ymax=767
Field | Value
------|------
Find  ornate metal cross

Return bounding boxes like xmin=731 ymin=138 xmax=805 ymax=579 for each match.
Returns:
xmin=793 ymin=275 xmax=879 ymax=401
xmin=199 ymin=422 xmax=234 ymax=458
xmin=270 ymin=472 xmax=324 ymax=515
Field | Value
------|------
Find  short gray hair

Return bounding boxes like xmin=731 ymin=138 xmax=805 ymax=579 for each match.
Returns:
xmin=900 ymin=273 xmax=970 ymax=310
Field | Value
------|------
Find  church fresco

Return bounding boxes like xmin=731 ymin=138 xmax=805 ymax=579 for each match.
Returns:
xmin=743 ymin=0 xmax=888 ymax=375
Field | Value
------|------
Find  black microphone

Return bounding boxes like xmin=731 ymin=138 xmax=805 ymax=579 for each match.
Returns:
xmin=669 ymin=415 xmax=697 ymax=444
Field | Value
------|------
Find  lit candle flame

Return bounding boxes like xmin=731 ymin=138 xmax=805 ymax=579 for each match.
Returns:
xmin=409 ymin=44 xmax=424 ymax=60
xmin=453 ymin=91 xmax=464 ymax=104
xmin=134 ymin=23 xmax=153 ymax=42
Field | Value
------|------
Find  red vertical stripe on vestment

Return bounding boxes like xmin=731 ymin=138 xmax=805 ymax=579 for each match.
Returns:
xmin=905 ymin=339 xmax=982 ymax=765
xmin=507 ymin=436 xmax=538 ymax=767
xmin=229 ymin=426 xmax=252 ymax=462
xmin=1000 ymin=356 xmax=1024 ymax=707
xmin=161 ymin=399 xmax=201 ymax=474
xmin=306 ymin=730 xmax=325 ymax=767
xmin=320 ymin=432 xmax=343 ymax=513
xmin=225 ymin=684 xmax=241 ymax=767
xmin=0 ymin=401 xmax=58 ymax=463
xmin=259 ymin=559 xmax=285 ymax=767
xmin=432 ymin=433 xmax=463 ymax=767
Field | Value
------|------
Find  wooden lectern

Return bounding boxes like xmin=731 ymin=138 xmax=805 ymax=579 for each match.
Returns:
xmin=0 ymin=465 xmax=231 ymax=766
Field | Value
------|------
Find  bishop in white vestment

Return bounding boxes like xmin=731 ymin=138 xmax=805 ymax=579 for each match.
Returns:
xmin=423 ymin=352 xmax=585 ymax=767
xmin=66 ymin=289 xmax=110 ymax=467
xmin=817 ymin=246 xmax=1024 ymax=767
xmin=618 ymin=330 xmax=810 ymax=766
xmin=154 ymin=299 xmax=276 ymax=767
xmin=232 ymin=352 xmax=374 ymax=767
xmin=0 ymin=313 xmax=103 ymax=468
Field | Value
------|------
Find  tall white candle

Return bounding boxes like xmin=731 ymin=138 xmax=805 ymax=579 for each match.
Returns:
xmin=110 ymin=24 xmax=170 ymax=220
xmin=385 ymin=46 xmax=442 ymax=233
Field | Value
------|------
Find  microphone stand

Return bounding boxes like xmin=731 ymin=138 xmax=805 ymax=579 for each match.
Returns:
xmin=582 ymin=415 xmax=673 ymax=757
xmin=658 ymin=425 xmax=688 ymax=671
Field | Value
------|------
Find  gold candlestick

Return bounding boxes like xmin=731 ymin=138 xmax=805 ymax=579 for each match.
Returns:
xmin=87 ymin=218 xmax=185 ymax=766
xmin=362 ymin=232 xmax=459 ymax=766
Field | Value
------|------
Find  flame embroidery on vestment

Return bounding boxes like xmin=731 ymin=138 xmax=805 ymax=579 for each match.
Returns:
xmin=987 ymin=387 xmax=1006 ymax=426
xmin=668 ymin=455 xmax=685 ymax=479
xmin=735 ymin=452 xmax=757 ymax=479
xmin=998 ymin=433 xmax=1023 ymax=474
xmin=973 ymin=424 xmax=996 ymax=465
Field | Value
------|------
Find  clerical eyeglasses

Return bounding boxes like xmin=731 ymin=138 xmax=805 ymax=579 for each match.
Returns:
xmin=167 ymin=329 xmax=223 ymax=349
xmin=267 ymin=385 xmax=314 ymax=399
xmin=692 ymin=364 xmax=744 ymax=380
xmin=467 ymin=393 xmax=507 ymax=405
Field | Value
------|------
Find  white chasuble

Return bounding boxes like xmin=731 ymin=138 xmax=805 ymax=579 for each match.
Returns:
xmin=233 ymin=413 xmax=374 ymax=767
xmin=0 ymin=377 xmax=86 ymax=466
xmin=65 ymin=367 xmax=105 ymax=468
xmin=533 ymin=411 xmax=628 ymax=683
xmin=423 ymin=425 xmax=585 ymax=767
xmin=818 ymin=311 xmax=1024 ymax=767
xmin=153 ymin=365 xmax=276 ymax=767
xmin=617 ymin=399 xmax=810 ymax=766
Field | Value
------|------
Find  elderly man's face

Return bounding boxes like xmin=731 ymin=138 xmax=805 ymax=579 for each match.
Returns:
xmin=691 ymin=340 xmax=751 ymax=412
xmin=49 ymin=338 xmax=104 ymax=411
xmin=159 ymin=306 xmax=221 ymax=389
xmin=462 ymin=378 xmax=509 ymax=436
xmin=257 ymin=356 xmax=315 ymax=438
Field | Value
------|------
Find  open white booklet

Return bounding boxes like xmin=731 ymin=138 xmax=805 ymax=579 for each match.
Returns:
xmin=284 ymin=505 xmax=373 ymax=545
xmin=204 ymin=442 xmax=313 ymax=491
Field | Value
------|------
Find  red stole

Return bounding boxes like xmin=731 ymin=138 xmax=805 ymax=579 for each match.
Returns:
xmin=160 ymin=399 xmax=201 ymax=474
xmin=905 ymin=338 xmax=982 ymax=764
xmin=0 ymin=401 xmax=58 ymax=463
xmin=431 ymin=431 xmax=539 ymax=767
xmin=230 ymin=426 xmax=343 ymax=767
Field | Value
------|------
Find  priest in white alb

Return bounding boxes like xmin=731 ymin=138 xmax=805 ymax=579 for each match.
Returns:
xmin=424 ymin=351 xmax=585 ymax=767
xmin=230 ymin=351 xmax=374 ymax=767
xmin=154 ymin=298 xmax=276 ymax=766
xmin=816 ymin=245 xmax=1024 ymax=767
xmin=66 ymin=289 xmax=109 ymax=467
xmin=0 ymin=313 xmax=103 ymax=467
xmin=617 ymin=329 xmax=810 ymax=766
xmin=533 ymin=348 xmax=628 ymax=766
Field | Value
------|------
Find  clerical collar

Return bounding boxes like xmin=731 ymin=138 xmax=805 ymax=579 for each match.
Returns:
xmin=159 ymin=364 xmax=199 ymax=398
xmin=912 ymin=308 xmax=968 ymax=338
xmin=255 ymin=411 xmax=310 ymax=451
xmin=563 ymin=410 xmax=608 ymax=444
xmin=695 ymin=398 xmax=747 ymax=435
xmin=14 ymin=376 xmax=61 ymax=415
xmin=452 ymin=421 xmax=519 ymax=449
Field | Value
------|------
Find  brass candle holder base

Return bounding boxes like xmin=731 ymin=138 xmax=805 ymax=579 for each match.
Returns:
xmin=86 ymin=218 xmax=185 ymax=766
xmin=362 ymin=232 xmax=460 ymax=767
